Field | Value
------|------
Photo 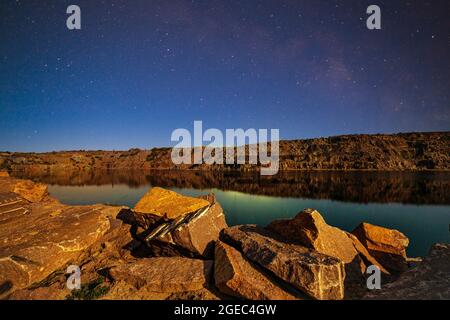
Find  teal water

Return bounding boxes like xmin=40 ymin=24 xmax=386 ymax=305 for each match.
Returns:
xmin=47 ymin=183 xmax=450 ymax=257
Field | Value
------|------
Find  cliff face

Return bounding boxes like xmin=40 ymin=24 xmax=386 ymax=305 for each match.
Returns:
xmin=1 ymin=132 xmax=449 ymax=172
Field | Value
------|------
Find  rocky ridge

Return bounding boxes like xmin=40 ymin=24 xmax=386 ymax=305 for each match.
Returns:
xmin=1 ymin=132 xmax=449 ymax=172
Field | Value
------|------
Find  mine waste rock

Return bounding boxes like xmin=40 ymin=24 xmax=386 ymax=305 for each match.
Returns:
xmin=221 ymin=225 xmax=345 ymax=300
xmin=132 ymin=189 xmax=227 ymax=258
xmin=352 ymin=222 xmax=410 ymax=274
xmin=214 ymin=241 xmax=302 ymax=300
xmin=108 ymin=257 xmax=213 ymax=293
xmin=364 ymin=243 xmax=450 ymax=299
xmin=0 ymin=175 xmax=124 ymax=298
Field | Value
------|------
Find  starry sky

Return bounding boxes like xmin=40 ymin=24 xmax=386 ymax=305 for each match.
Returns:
xmin=1 ymin=0 xmax=449 ymax=152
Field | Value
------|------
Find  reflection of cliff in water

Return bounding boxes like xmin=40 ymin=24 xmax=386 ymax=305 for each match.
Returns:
xmin=10 ymin=169 xmax=450 ymax=205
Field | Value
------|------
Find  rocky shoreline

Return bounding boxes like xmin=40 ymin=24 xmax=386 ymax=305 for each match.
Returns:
xmin=0 ymin=173 xmax=448 ymax=300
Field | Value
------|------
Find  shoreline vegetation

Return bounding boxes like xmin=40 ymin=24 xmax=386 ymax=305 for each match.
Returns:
xmin=0 ymin=173 xmax=448 ymax=300
xmin=1 ymin=132 xmax=449 ymax=172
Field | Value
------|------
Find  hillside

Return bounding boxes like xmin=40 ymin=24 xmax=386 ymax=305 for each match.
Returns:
xmin=1 ymin=131 xmax=449 ymax=172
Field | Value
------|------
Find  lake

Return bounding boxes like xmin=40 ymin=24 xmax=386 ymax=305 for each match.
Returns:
xmin=11 ymin=169 xmax=450 ymax=257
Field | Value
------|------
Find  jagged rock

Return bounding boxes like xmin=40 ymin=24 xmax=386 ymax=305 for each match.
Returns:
xmin=0 ymin=178 xmax=123 ymax=298
xmin=364 ymin=243 xmax=450 ymax=300
xmin=133 ymin=192 xmax=227 ymax=258
xmin=221 ymin=225 xmax=345 ymax=300
xmin=352 ymin=222 xmax=409 ymax=273
xmin=170 ymin=195 xmax=228 ymax=257
xmin=267 ymin=208 xmax=369 ymax=297
xmin=346 ymin=232 xmax=389 ymax=274
xmin=214 ymin=241 xmax=300 ymax=300
xmin=108 ymin=257 xmax=213 ymax=293
xmin=134 ymin=187 xmax=209 ymax=219
xmin=267 ymin=208 xmax=360 ymax=265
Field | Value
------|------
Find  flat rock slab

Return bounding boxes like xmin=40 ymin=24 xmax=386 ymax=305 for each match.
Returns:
xmin=134 ymin=187 xmax=209 ymax=219
xmin=221 ymin=225 xmax=345 ymax=300
xmin=0 ymin=193 xmax=30 ymax=223
xmin=214 ymin=241 xmax=301 ymax=300
xmin=364 ymin=243 xmax=450 ymax=299
xmin=108 ymin=257 xmax=213 ymax=293
xmin=0 ymin=184 xmax=122 ymax=297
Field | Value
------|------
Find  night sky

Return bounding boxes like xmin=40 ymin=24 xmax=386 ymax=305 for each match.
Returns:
xmin=1 ymin=0 xmax=449 ymax=152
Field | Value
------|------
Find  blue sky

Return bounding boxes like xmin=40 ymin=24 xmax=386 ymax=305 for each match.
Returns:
xmin=0 ymin=0 xmax=449 ymax=151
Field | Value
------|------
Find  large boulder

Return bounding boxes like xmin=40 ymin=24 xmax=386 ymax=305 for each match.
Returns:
xmin=134 ymin=191 xmax=227 ymax=258
xmin=267 ymin=208 xmax=370 ymax=297
xmin=0 ymin=179 xmax=123 ymax=298
xmin=134 ymin=187 xmax=209 ymax=219
xmin=214 ymin=241 xmax=301 ymax=300
xmin=108 ymin=257 xmax=213 ymax=293
xmin=170 ymin=196 xmax=228 ymax=257
xmin=364 ymin=243 xmax=450 ymax=300
xmin=221 ymin=225 xmax=345 ymax=300
xmin=267 ymin=208 xmax=360 ymax=266
xmin=352 ymin=222 xmax=409 ymax=273
xmin=346 ymin=232 xmax=389 ymax=274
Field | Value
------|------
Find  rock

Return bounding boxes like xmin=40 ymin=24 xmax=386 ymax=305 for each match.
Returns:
xmin=133 ymin=192 xmax=227 ymax=258
xmin=0 ymin=171 xmax=9 ymax=177
xmin=170 ymin=196 xmax=228 ymax=257
xmin=8 ymin=286 xmax=69 ymax=300
xmin=267 ymin=208 xmax=360 ymax=265
xmin=214 ymin=241 xmax=300 ymax=300
xmin=12 ymin=180 xmax=48 ymax=203
xmin=134 ymin=187 xmax=209 ymax=219
xmin=267 ymin=208 xmax=369 ymax=298
xmin=221 ymin=225 xmax=345 ymax=300
xmin=352 ymin=222 xmax=409 ymax=273
xmin=0 ymin=177 xmax=48 ymax=203
xmin=0 ymin=179 xmax=123 ymax=298
xmin=346 ymin=232 xmax=389 ymax=274
xmin=364 ymin=243 xmax=450 ymax=300
xmin=104 ymin=281 xmax=222 ymax=300
xmin=108 ymin=257 xmax=213 ymax=293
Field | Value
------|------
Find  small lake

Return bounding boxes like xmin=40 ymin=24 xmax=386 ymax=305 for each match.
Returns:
xmin=12 ymin=170 xmax=450 ymax=257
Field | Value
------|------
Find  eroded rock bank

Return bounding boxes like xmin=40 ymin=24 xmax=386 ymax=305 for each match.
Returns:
xmin=1 ymin=175 xmax=448 ymax=300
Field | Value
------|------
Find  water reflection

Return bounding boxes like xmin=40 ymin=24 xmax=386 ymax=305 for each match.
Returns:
xmin=9 ymin=169 xmax=450 ymax=257
xmin=11 ymin=169 xmax=450 ymax=205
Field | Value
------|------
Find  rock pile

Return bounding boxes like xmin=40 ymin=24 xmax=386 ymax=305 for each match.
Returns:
xmin=1 ymin=177 xmax=448 ymax=300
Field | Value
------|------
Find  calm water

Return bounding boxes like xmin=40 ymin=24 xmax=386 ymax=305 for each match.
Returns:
xmin=13 ymin=170 xmax=450 ymax=257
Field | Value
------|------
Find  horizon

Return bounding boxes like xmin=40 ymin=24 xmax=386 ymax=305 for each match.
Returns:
xmin=1 ymin=0 xmax=449 ymax=152
xmin=1 ymin=129 xmax=447 ymax=153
